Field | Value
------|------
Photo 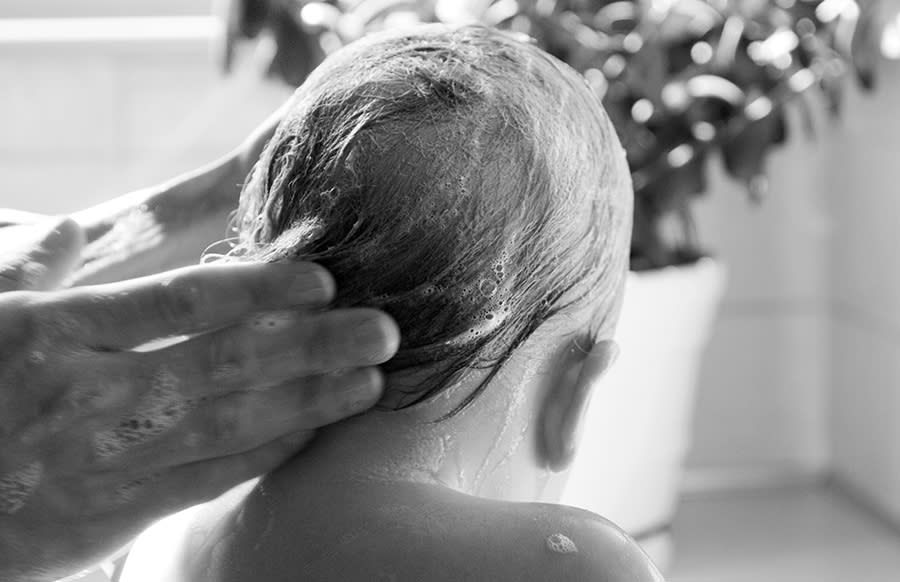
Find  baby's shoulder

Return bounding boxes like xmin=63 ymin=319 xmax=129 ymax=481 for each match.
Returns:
xmin=348 ymin=487 xmax=663 ymax=582
xmin=504 ymin=502 xmax=664 ymax=582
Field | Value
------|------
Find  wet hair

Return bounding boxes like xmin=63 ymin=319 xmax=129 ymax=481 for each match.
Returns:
xmin=230 ymin=24 xmax=632 ymax=415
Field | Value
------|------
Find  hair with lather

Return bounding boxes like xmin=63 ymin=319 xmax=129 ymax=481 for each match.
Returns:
xmin=230 ymin=24 xmax=633 ymax=416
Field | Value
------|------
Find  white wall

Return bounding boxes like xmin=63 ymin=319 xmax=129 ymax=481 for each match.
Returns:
xmin=0 ymin=28 xmax=289 ymax=216
xmin=687 ymin=54 xmax=900 ymax=498
xmin=828 ymin=60 xmax=900 ymax=520
xmin=686 ymin=119 xmax=832 ymax=475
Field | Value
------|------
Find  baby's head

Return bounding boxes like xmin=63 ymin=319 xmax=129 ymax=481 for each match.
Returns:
xmin=233 ymin=25 xmax=632 ymax=429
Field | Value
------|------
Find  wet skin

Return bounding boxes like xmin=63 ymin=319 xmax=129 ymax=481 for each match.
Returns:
xmin=123 ymin=462 xmax=662 ymax=582
xmin=122 ymin=314 xmax=663 ymax=582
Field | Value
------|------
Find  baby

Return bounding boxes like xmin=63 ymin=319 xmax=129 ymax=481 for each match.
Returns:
xmin=122 ymin=24 xmax=661 ymax=582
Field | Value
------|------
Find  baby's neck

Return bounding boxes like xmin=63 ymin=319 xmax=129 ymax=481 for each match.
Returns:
xmin=271 ymin=375 xmax=547 ymax=502
xmin=277 ymin=409 xmax=464 ymax=490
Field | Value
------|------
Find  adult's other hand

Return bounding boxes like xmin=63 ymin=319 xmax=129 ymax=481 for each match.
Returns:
xmin=0 ymin=222 xmax=399 ymax=582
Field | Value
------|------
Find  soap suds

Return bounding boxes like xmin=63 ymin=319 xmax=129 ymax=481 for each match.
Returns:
xmin=115 ymin=474 xmax=157 ymax=504
xmin=0 ymin=461 xmax=43 ymax=514
xmin=93 ymin=366 xmax=195 ymax=458
xmin=546 ymin=533 xmax=578 ymax=554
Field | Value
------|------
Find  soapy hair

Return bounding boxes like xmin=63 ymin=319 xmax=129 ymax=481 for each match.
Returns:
xmin=229 ymin=24 xmax=632 ymax=415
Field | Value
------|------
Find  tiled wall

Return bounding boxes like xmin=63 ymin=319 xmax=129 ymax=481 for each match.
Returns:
xmin=4 ymin=26 xmax=900 ymax=489
xmin=828 ymin=61 xmax=900 ymax=521
xmin=687 ymin=118 xmax=832 ymax=475
xmin=0 ymin=37 xmax=290 ymax=216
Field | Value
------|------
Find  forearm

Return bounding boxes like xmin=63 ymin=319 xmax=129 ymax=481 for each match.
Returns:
xmin=68 ymin=152 xmax=245 ymax=286
xmin=67 ymin=103 xmax=285 ymax=286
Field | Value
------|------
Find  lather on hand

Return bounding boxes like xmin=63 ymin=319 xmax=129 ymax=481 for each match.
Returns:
xmin=0 ymin=217 xmax=399 ymax=582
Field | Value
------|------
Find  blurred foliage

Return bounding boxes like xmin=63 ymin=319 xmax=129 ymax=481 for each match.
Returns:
xmin=222 ymin=0 xmax=886 ymax=270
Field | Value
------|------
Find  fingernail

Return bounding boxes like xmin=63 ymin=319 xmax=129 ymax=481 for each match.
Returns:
xmin=353 ymin=315 xmax=399 ymax=362
xmin=341 ymin=369 xmax=383 ymax=411
xmin=353 ymin=317 xmax=388 ymax=357
xmin=289 ymin=267 xmax=334 ymax=303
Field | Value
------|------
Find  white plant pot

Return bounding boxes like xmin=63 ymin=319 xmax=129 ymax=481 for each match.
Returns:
xmin=559 ymin=258 xmax=726 ymax=572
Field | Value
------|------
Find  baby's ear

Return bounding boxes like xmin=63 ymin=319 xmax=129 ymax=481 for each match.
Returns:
xmin=539 ymin=339 xmax=618 ymax=472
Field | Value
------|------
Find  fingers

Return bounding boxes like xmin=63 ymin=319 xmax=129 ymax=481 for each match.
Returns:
xmin=153 ymin=308 xmax=400 ymax=398
xmin=49 ymin=261 xmax=336 ymax=349
xmin=162 ymin=431 xmax=314 ymax=510
xmin=101 ymin=432 xmax=314 ymax=519
xmin=0 ymin=217 xmax=85 ymax=292
xmin=10 ymin=305 xmax=397 ymax=474
xmin=20 ymin=307 xmax=397 ymax=456
xmin=101 ymin=368 xmax=383 ymax=471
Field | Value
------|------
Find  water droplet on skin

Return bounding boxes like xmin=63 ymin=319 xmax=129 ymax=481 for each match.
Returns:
xmin=546 ymin=533 xmax=578 ymax=554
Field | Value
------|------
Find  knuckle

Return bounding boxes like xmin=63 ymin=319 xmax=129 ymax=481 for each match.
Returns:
xmin=297 ymin=315 xmax=340 ymax=370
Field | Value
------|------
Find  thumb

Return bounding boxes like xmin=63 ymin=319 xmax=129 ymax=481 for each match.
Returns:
xmin=0 ymin=216 xmax=86 ymax=292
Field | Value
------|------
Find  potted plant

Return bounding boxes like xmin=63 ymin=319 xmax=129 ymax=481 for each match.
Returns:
xmin=214 ymin=0 xmax=882 ymax=570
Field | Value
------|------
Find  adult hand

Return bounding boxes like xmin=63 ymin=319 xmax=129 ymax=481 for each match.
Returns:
xmin=0 ymin=214 xmax=84 ymax=292
xmin=69 ymin=103 xmax=285 ymax=287
xmin=0 ymin=223 xmax=399 ymax=582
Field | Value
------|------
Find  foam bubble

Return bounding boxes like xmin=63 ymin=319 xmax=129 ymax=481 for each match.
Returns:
xmin=477 ymin=278 xmax=498 ymax=299
xmin=0 ymin=461 xmax=42 ymax=514
xmin=93 ymin=367 xmax=195 ymax=459
xmin=492 ymin=249 xmax=510 ymax=280
xmin=546 ymin=533 xmax=578 ymax=554
xmin=457 ymin=174 xmax=470 ymax=197
xmin=444 ymin=305 xmax=510 ymax=348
